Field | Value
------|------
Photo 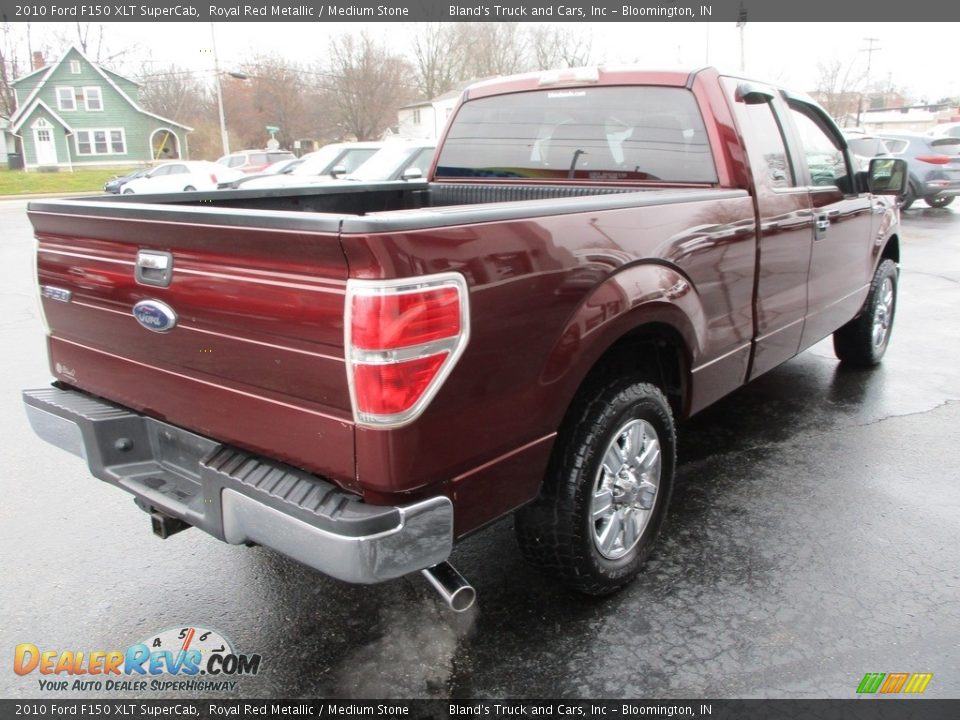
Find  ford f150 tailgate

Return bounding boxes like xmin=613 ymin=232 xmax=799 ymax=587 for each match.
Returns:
xmin=27 ymin=199 xmax=357 ymax=489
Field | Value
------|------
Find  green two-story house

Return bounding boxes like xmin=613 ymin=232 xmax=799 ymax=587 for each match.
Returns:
xmin=10 ymin=46 xmax=191 ymax=170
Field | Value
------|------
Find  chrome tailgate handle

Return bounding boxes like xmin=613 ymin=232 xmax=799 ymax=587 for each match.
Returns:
xmin=136 ymin=250 xmax=173 ymax=287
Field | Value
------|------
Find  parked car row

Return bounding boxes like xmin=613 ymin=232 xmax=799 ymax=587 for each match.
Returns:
xmin=104 ymin=141 xmax=437 ymax=195
xmin=103 ymin=131 xmax=958 ymax=210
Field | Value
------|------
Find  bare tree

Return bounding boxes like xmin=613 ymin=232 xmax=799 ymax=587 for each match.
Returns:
xmin=411 ymin=24 xmax=466 ymax=99
xmin=527 ymin=25 xmax=593 ymax=70
xmin=812 ymin=57 xmax=866 ymax=126
xmin=325 ymin=32 xmax=415 ymax=140
xmin=457 ymin=23 xmax=528 ymax=79
xmin=138 ymin=64 xmax=209 ymax=124
xmin=228 ymin=55 xmax=317 ymax=150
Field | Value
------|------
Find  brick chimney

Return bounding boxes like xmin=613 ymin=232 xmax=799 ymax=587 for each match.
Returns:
xmin=31 ymin=51 xmax=45 ymax=71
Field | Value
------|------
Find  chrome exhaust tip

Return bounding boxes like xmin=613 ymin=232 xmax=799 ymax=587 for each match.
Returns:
xmin=421 ymin=562 xmax=476 ymax=612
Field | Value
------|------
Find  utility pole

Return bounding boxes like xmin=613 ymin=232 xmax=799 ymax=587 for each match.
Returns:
xmin=736 ymin=4 xmax=747 ymax=72
xmin=211 ymin=22 xmax=229 ymax=157
xmin=856 ymin=37 xmax=881 ymax=127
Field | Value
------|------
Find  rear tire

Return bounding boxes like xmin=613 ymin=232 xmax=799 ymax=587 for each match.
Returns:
xmin=122 ymin=188 xmax=134 ymax=195
xmin=833 ymin=259 xmax=898 ymax=367
xmin=925 ymin=195 xmax=954 ymax=208
xmin=899 ymin=182 xmax=917 ymax=210
xmin=183 ymin=185 xmax=197 ymax=192
xmin=515 ymin=379 xmax=676 ymax=595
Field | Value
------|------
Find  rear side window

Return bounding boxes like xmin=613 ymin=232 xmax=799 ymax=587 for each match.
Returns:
xmin=847 ymin=137 xmax=888 ymax=158
xmin=435 ymin=86 xmax=717 ymax=183
xmin=930 ymin=138 xmax=960 ymax=154
xmin=882 ymin=138 xmax=909 ymax=154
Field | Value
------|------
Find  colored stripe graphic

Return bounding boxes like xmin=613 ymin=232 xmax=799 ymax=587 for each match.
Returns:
xmin=857 ymin=672 xmax=933 ymax=694
xmin=880 ymin=673 xmax=909 ymax=693
xmin=857 ymin=673 xmax=886 ymax=694
xmin=903 ymin=673 xmax=933 ymax=694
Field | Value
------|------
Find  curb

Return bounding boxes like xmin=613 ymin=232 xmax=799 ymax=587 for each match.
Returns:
xmin=0 ymin=191 xmax=106 ymax=201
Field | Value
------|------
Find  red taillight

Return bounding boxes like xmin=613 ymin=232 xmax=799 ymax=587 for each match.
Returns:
xmin=351 ymin=287 xmax=460 ymax=350
xmin=352 ymin=355 xmax=448 ymax=416
xmin=210 ymin=173 xmax=218 ymax=184
xmin=346 ymin=274 xmax=469 ymax=426
xmin=916 ymin=155 xmax=951 ymax=165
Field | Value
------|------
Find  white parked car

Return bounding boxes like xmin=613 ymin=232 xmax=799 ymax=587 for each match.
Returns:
xmin=122 ymin=161 xmax=243 ymax=194
xmin=927 ymin=122 xmax=960 ymax=140
xmin=227 ymin=142 xmax=384 ymax=190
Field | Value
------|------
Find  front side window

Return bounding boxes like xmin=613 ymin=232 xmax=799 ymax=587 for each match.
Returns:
xmin=436 ymin=86 xmax=717 ymax=183
xmin=788 ymin=106 xmax=851 ymax=189
xmin=56 ymin=87 xmax=76 ymax=111
xmin=84 ymin=87 xmax=103 ymax=111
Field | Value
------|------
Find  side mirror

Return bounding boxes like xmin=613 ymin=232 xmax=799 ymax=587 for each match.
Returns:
xmin=867 ymin=157 xmax=908 ymax=195
xmin=329 ymin=164 xmax=347 ymax=178
xmin=400 ymin=167 xmax=423 ymax=181
xmin=735 ymin=82 xmax=775 ymax=105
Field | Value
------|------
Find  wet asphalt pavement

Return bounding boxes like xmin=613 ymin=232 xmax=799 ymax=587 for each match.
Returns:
xmin=1 ymin=199 xmax=958 ymax=700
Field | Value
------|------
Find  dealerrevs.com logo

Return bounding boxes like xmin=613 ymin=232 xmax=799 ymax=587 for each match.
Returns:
xmin=14 ymin=626 xmax=262 ymax=693
xmin=856 ymin=672 xmax=933 ymax=694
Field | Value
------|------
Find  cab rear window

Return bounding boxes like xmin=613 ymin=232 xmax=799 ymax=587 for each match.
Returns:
xmin=436 ymin=86 xmax=717 ymax=183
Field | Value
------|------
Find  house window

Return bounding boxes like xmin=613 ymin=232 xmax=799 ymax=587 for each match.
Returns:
xmin=37 ymin=129 xmax=51 ymax=143
xmin=56 ymin=87 xmax=76 ymax=111
xmin=83 ymin=87 xmax=103 ymax=111
xmin=413 ymin=109 xmax=421 ymax=124
xmin=75 ymin=128 xmax=126 ymax=156
xmin=69 ymin=60 xmax=81 ymax=74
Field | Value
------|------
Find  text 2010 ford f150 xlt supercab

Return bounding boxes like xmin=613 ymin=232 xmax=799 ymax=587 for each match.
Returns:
xmin=23 ymin=67 xmax=907 ymax=611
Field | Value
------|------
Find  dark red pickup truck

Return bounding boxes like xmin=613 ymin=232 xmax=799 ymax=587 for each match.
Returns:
xmin=23 ymin=67 xmax=906 ymax=611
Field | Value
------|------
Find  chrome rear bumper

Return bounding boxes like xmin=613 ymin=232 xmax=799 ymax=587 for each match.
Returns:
xmin=23 ymin=386 xmax=453 ymax=584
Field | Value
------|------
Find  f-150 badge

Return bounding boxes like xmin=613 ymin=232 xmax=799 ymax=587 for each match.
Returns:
xmin=133 ymin=300 xmax=177 ymax=333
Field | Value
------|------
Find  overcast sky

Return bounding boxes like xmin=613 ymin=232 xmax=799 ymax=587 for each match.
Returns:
xmin=23 ymin=21 xmax=958 ymax=104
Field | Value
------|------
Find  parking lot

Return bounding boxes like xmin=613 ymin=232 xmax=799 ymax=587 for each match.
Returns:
xmin=1 ymin=199 xmax=957 ymax=699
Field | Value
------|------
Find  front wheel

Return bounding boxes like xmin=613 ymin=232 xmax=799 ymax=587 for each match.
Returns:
xmin=515 ymin=380 xmax=676 ymax=595
xmin=926 ymin=195 xmax=954 ymax=208
xmin=833 ymin=259 xmax=898 ymax=367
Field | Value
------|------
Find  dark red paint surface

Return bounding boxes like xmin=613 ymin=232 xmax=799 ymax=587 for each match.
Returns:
xmin=29 ymin=68 xmax=896 ymax=536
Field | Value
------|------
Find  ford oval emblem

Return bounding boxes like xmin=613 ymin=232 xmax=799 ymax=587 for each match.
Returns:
xmin=132 ymin=300 xmax=177 ymax=333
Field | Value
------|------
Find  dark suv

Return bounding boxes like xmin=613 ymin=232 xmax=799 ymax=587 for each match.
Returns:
xmin=879 ymin=133 xmax=960 ymax=209
xmin=216 ymin=149 xmax=296 ymax=174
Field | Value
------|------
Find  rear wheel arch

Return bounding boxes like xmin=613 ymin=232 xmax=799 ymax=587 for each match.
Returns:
xmin=569 ymin=321 xmax=692 ymax=423
xmin=540 ymin=264 xmax=705 ymax=427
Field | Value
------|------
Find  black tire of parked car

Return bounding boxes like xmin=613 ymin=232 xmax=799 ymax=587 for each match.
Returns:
xmin=833 ymin=259 xmax=899 ymax=367
xmin=899 ymin=182 xmax=918 ymax=210
xmin=184 ymin=186 xmax=197 ymax=192
xmin=926 ymin=196 xmax=955 ymax=208
xmin=515 ymin=379 xmax=676 ymax=595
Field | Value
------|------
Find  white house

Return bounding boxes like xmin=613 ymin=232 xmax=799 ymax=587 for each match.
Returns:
xmin=397 ymin=89 xmax=462 ymax=140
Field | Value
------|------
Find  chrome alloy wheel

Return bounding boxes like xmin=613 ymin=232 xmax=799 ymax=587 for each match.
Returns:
xmin=591 ymin=419 xmax=662 ymax=560
xmin=872 ymin=277 xmax=895 ymax=349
